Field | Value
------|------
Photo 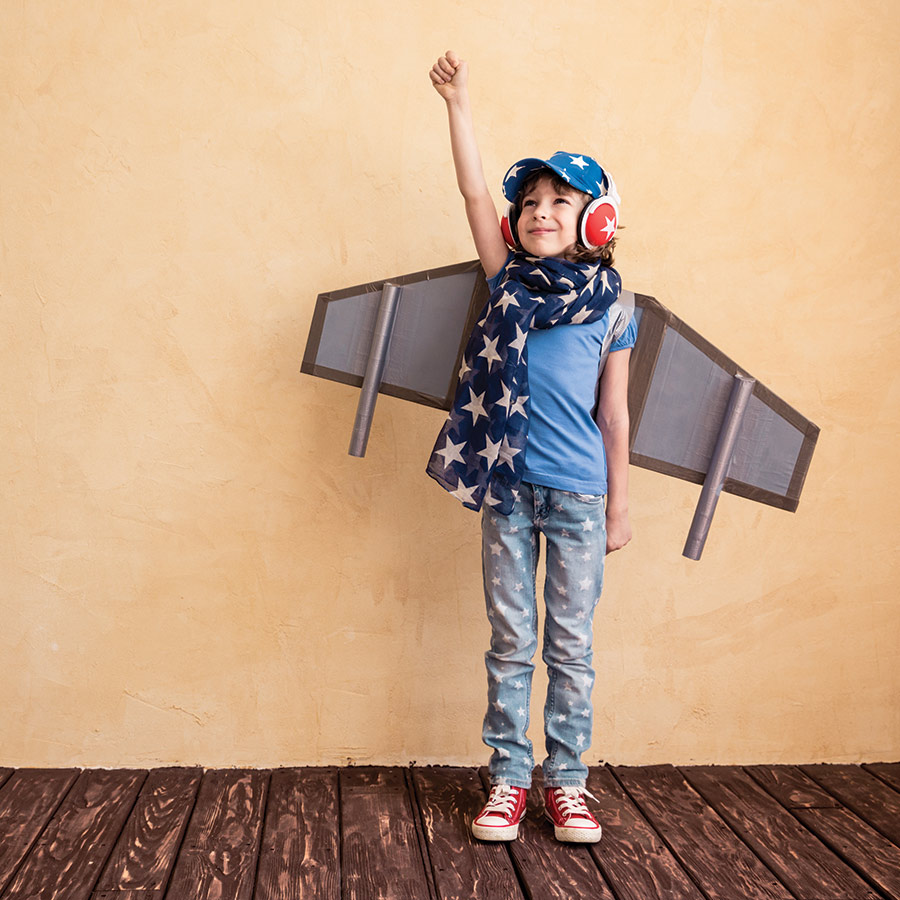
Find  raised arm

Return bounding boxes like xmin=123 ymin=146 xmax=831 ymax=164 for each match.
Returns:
xmin=429 ymin=51 xmax=509 ymax=280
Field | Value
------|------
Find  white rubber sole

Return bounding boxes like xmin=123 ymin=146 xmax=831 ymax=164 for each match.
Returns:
xmin=551 ymin=821 xmax=602 ymax=843
xmin=471 ymin=821 xmax=520 ymax=841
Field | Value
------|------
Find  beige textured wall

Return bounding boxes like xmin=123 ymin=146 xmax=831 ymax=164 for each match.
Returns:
xmin=2 ymin=0 xmax=898 ymax=767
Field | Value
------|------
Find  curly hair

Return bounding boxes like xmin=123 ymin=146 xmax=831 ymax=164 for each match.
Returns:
xmin=515 ymin=169 xmax=616 ymax=267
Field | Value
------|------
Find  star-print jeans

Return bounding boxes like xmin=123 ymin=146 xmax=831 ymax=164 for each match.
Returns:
xmin=481 ymin=481 xmax=606 ymax=789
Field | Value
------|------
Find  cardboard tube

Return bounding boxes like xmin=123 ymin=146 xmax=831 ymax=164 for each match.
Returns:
xmin=683 ymin=373 xmax=756 ymax=560
xmin=348 ymin=283 xmax=402 ymax=457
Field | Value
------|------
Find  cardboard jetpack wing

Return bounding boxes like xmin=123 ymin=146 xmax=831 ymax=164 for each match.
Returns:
xmin=301 ymin=260 xmax=819 ymax=559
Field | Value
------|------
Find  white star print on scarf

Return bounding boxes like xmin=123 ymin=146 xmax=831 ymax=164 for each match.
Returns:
xmin=426 ymin=252 xmax=621 ymax=514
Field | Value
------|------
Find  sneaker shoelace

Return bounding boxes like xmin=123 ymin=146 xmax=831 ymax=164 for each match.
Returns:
xmin=553 ymin=787 xmax=598 ymax=819
xmin=483 ymin=785 xmax=520 ymax=817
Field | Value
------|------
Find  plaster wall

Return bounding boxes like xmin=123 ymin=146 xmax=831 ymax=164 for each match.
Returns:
xmin=2 ymin=0 xmax=898 ymax=766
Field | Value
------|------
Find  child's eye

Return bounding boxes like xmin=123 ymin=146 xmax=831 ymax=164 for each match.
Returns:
xmin=554 ymin=197 xmax=570 ymax=204
xmin=523 ymin=199 xmax=535 ymax=207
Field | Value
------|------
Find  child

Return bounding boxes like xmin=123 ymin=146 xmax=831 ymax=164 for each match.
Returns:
xmin=426 ymin=51 xmax=635 ymax=844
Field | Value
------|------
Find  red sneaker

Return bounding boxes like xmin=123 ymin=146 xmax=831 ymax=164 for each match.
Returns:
xmin=544 ymin=787 xmax=602 ymax=843
xmin=471 ymin=785 xmax=528 ymax=841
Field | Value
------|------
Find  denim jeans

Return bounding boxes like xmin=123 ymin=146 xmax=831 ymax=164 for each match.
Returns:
xmin=481 ymin=481 xmax=606 ymax=789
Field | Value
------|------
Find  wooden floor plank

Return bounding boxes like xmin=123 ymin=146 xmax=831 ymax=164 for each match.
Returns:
xmin=0 ymin=767 xmax=80 ymax=895
xmin=164 ymin=768 xmax=269 ymax=900
xmin=92 ymin=892 xmax=163 ymax=900
xmin=863 ymin=761 xmax=900 ymax=793
xmin=412 ymin=766 xmax=523 ymax=900
xmin=614 ymin=765 xmax=792 ymax=900
xmin=94 ymin=766 xmax=202 ymax=893
xmin=1 ymin=763 xmax=898 ymax=900
xmin=476 ymin=767 xmax=614 ymax=900
xmin=341 ymin=767 xmax=431 ymax=900
xmin=744 ymin=765 xmax=840 ymax=808
xmin=801 ymin=764 xmax=900 ymax=845
xmin=682 ymin=765 xmax=880 ymax=900
xmin=253 ymin=767 xmax=340 ymax=900
xmin=587 ymin=766 xmax=705 ymax=900
xmin=0 ymin=771 xmax=13 ymax=791
xmin=1 ymin=768 xmax=146 ymax=900
xmin=793 ymin=806 xmax=900 ymax=899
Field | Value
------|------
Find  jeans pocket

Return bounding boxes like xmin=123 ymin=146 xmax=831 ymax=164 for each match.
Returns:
xmin=571 ymin=492 xmax=604 ymax=504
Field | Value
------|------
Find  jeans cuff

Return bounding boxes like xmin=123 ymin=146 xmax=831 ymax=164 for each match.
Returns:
xmin=544 ymin=778 xmax=586 ymax=789
xmin=491 ymin=775 xmax=532 ymax=789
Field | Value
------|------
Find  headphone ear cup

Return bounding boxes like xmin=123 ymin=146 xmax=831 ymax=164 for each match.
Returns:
xmin=579 ymin=197 xmax=619 ymax=250
xmin=501 ymin=202 xmax=519 ymax=249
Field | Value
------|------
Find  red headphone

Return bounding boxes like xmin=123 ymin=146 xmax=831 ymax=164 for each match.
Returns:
xmin=501 ymin=193 xmax=619 ymax=251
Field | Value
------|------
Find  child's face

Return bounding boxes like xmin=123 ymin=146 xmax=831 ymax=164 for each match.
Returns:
xmin=517 ymin=175 xmax=588 ymax=259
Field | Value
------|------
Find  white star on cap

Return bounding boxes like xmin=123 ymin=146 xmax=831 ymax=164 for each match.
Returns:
xmin=570 ymin=155 xmax=589 ymax=169
xmin=504 ymin=163 xmax=525 ymax=181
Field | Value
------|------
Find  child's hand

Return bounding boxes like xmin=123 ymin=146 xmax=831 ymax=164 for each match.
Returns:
xmin=605 ymin=510 xmax=632 ymax=554
xmin=429 ymin=50 xmax=468 ymax=102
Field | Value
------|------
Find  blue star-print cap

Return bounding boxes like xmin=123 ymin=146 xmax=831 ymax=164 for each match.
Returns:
xmin=502 ymin=151 xmax=619 ymax=207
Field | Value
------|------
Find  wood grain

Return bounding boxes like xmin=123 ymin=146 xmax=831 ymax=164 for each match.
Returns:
xmin=794 ymin=805 xmax=900 ymax=899
xmin=94 ymin=766 xmax=202 ymax=892
xmin=801 ymin=763 xmax=900 ymax=844
xmin=682 ymin=765 xmax=879 ymax=900
xmin=412 ymin=766 xmax=523 ymax=900
xmin=164 ymin=768 xmax=269 ymax=900
xmin=614 ymin=764 xmax=792 ymax=900
xmin=2 ymin=768 xmax=146 ymax=900
xmin=863 ymin=761 xmax=900 ymax=793
xmin=253 ymin=767 xmax=340 ymax=900
xmin=91 ymin=892 xmax=164 ymax=900
xmin=0 ymin=764 xmax=897 ymax=900
xmin=0 ymin=767 xmax=79 ymax=894
xmin=340 ymin=767 xmax=430 ymax=900
xmin=587 ymin=766 xmax=704 ymax=900
xmin=744 ymin=764 xmax=840 ymax=808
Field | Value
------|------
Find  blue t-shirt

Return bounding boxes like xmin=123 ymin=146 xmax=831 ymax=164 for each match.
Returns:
xmin=487 ymin=261 xmax=637 ymax=495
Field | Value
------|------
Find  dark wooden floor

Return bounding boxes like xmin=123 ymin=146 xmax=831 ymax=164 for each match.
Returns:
xmin=0 ymin=763 xmax=898 ymax=899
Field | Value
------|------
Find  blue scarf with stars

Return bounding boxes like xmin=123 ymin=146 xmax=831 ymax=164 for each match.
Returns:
xmin=426 ymin=252 xmax=621 ymax=514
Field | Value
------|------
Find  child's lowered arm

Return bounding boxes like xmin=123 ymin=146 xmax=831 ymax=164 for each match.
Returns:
xmin=430 ymin=51 xmax=509 ymax=280
xmin=596 ymin=348 xmax=633 ymax=554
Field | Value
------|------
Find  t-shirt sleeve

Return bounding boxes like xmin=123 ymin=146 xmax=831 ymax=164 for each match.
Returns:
xmin=485 ymin=252 xmax=515 ymax=292
xmin=611 ymin=313 xmax=638 ymax=352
